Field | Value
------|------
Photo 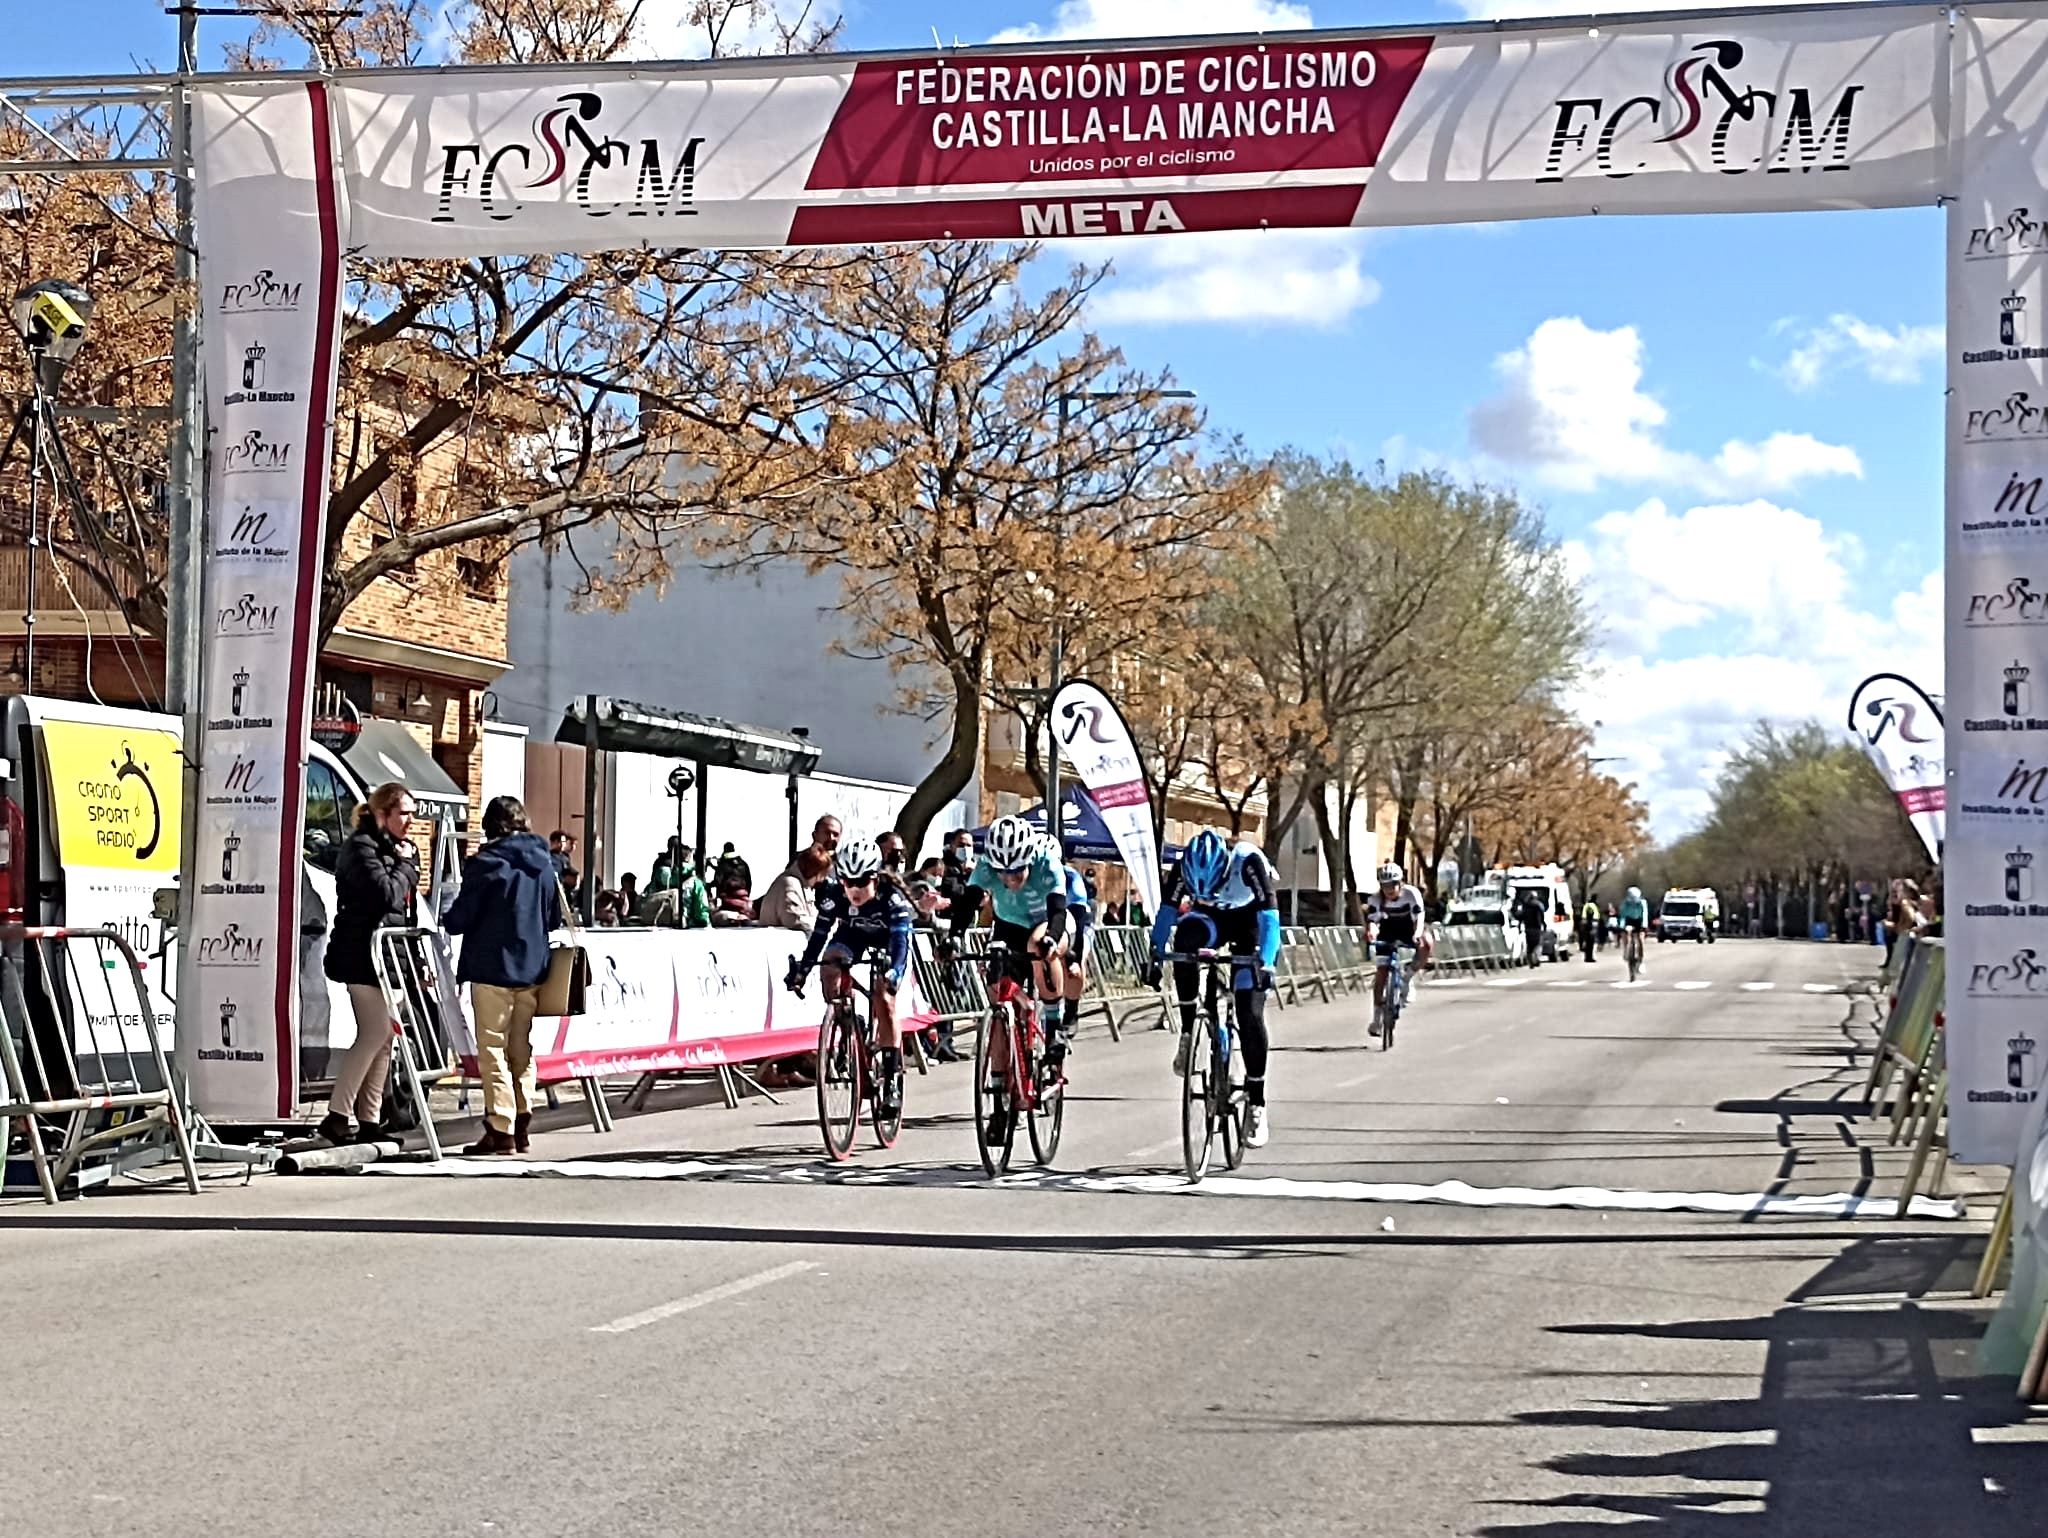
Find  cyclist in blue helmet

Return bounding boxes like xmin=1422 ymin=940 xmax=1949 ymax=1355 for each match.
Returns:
xmin=1145 ymin=828 xmax=1282 ymax=1148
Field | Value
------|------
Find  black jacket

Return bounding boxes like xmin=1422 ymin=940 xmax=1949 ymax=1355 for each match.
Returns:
xmin=325 ymin=826 xmax=418 ymax=986
xmin=446 ymin=831 xmax=563 ymax=990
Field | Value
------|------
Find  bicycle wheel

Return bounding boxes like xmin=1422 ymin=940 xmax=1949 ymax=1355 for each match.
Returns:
xmin=1382 ymin=985 xmax=1399 ymax=1051
xmin=1180 ymin=1008 xmax=1215 ymax=1183
xmin=972 ymin=1005 xmax=1016 ymax=1177
xmin=1026 ymin=1018 xmax=1064 ymax=1167
xmin=870 ymin=1044 xmax=904 ymax=1150
xmin=815 ymin=1005 xmax=860 ymax=1161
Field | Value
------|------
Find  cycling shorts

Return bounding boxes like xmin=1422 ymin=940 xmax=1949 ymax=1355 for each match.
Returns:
xmin=991 ymin=917 xmax=1068 ymax=979
xmin=1623 ymin=918 xmax=1647 ymax=932
xmin=1170 ymin=907 xmax=1263 ymax=981
xmin=822 ymin=941 xmax=898 ymax=988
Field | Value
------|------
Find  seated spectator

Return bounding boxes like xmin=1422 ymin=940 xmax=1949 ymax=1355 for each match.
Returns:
xmin=595 ymin=889 xmax=624 ymax=927
xmin=618 ymin=872 xmax=639 ymax=917
xmin=711 ymin=871 xmax=756 ymax=927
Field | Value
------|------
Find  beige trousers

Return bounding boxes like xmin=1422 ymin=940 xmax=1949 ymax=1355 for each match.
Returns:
xmin=327 ymin=982 xmax=393 ymax=1122
xmin=473 ymin=982 xmax=540 ymax=1134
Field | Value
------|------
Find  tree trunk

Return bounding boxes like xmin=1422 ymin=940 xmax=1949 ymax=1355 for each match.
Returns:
xmin=896 ymin=672 xmax=980 ymax=852
xmin=1392 ymin=788 xmax=1414 ymax=870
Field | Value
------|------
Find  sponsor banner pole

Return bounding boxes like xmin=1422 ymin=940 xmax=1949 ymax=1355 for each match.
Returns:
xmin=190 ymin=83 xmax=344 ymax=1119
xmin=1845 ymin=672 xmax=1945 ymax=862
xmin=1051 ymin=681 xmax=1161 ymax=920
xmin=1945 ymin=9 xmax=2048 ymax=1166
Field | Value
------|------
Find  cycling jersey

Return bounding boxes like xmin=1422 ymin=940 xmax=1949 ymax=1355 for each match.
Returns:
xmin=796 ymin=879 xmax=916 ymax=987
xmin=1150 ymin=840 xmax=1281 ymax=972
xmin=1366 ymin=883 xmax=1426 ymax=946
xmin=970 ymin=845 xmax=1070 ymax=938
xmin=1619 ymin=896 xmax=1649 ymax=928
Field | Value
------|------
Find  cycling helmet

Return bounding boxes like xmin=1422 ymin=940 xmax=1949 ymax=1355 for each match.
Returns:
xmin=984 ymin=815 xmax=1038 ymax=873
xmin=1627 ymin=885 xmax=1642 ymax=900
xmin=1180 ymin=830 xmax=1231 ymax=900
xmin=835 ymin=838 xmax=884 ymax=883
xmin=1377 ymin=863 xmax=1404 ymax=885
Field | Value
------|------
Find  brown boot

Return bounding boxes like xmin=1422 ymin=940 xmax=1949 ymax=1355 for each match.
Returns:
xmin=464 ymin=1127 xmax=517 ymax=1156
xmin=513 ymin=1111 xmax=532 ymax=1154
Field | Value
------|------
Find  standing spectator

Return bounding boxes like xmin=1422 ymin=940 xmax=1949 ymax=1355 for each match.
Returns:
xmin=549 ymin=830 xmax=580 ymax=902
xmin=713 ymin=841 xmax=751 ymax=892
xmin=644 ymin=838 xmax=711 ymax=927
xmin=316 ymin=781 xmax=419 ymax=1147
xmin=1102 ymin=898 xmax=1126 ymax=926
xmin=1082 ymin=864 xmax=1100 ymax=913
xmin=445 ymin=796 xmax=564 ymax=1156
xmin=1515 ymin=889 xmax=1545 ymax=967
xmin=648 ymin=837 xmax=686 ymax=892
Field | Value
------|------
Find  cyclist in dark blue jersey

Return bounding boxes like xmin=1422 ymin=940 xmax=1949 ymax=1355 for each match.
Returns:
xmin=785 ymin=838 xmax=917 ymax=1117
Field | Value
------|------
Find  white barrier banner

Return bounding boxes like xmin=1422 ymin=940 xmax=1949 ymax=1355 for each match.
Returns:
xmin=190 ymin=83 xmax=343 ymax=1119
xmin=1945 ymin=9 xmax=2048 ymax=1166
xmin=519 ymin=926 xmax=940 ymax=1080
xmin=1846 ymin=672 xmax=1945 ymax=862
xmin=326 ymin=8 xmax=1947 ymax=258
xmin=1052 ymin=681 xmax=1161 ymax=919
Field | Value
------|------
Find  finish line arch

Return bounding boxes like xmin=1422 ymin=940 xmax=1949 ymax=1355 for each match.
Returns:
xmin=182 ymin=3 xmax=2023 ymax=1165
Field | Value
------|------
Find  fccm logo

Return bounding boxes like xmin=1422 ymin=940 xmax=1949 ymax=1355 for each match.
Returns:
xmin=431 ymin=91 xmax=705 ymax=224
xmin=222 ymin=428 xmax=293 ymax=477
xmin=1968 ymin=946 xmax=2048 ymax=997
xmin=195 ymin=922 xmax=264 ymax=968
xmin=1967 ymin=576 xmax=2048 ymax=627
xmin=216 ymin=591 xmax=281 ymax=637
xmin=1965 ymin=393 xmax=2048 ymax=445
xmin=1966 ymin=209 xmax=2048 ymax=262
xmin=217 ymin=269 xmax=302 ymax=313
xmin=1538 ymin=39 xmax=1863 ymax=182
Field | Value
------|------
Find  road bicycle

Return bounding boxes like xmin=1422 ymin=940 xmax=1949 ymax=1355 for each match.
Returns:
xmin=1166 ymin=947 xmax=1252 ymax=1184
xmin=973 ymin=942 xmax=1065 ymax=1176
xmin=1372 ymin=939 xmax=1417 ymax=1051
xmin=800 ymin=949 xmax=904 ymax=1161
xmin=1622 ymin=926 xmax=1645 ymax=983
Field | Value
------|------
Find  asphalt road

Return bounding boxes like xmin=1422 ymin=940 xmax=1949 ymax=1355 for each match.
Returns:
xmin=0 ymin=937 xmax=2037 ymax=1538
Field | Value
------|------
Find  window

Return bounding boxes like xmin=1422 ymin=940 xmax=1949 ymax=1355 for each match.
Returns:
xmin=456 ymin=554 xmax=501 ymax=598
xmin=303 ymin=759 xmax=357 ymax=872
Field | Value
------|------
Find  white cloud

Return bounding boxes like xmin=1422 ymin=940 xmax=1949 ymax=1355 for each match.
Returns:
xmin=1771 ymin=314 xmax=1945 ymax=392
xmin=1564 ymin=500 xmax=1940 ymax=839
xmin=993 ymin=0 xmax=1312 ymax=43
xmin=632 ymin=0 xmax=841 ymax=59
xmin=1468 ymin=317 xmax=1863 ymax=495
xmin=1083 ymin=229 xmax=1378 ymax=327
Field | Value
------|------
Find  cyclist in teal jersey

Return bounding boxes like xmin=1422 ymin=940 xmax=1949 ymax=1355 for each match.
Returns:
xmin=966 ymin=815 xmax=1075 ymax=1067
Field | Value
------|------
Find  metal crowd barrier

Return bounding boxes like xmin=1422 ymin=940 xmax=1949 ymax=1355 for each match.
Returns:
xmin=0 ymin=924 xmax=199 ymax=1202
xmin=1429 ymin=921 xmax=1518 ymax=971
xmin=370 ymin=925 xmax=473 ymax=1162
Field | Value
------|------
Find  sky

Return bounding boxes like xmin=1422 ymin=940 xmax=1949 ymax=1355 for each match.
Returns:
xmin=26 ymin=0 xmax=1949 ymax=839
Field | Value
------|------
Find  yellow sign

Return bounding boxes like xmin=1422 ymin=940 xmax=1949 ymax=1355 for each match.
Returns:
xmin=41 ymin=720 xmax=181 ymax=873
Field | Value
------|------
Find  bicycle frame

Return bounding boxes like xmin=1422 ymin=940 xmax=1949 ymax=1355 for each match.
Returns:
xmin=981 ymin=946 xmax=1043 ymax=1115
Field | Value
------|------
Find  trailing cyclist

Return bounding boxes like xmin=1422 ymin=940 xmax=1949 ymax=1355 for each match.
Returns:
xmin=963 ymin=815 xmax=1076 ymax=1141
xmin=1143 ymin=828 xmax=1281 ymax=1148
xmin=1366 ymin=863 xmax=1430 ymax=1037
xmin=783 ymin=837 xmax=918 ymax=1117
xmin=1619 ymin=885 xmax=1650 ymax=975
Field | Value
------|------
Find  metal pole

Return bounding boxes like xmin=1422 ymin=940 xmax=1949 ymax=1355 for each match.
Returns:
xmin=1048 ymin=392 xmax=1069 ymax=852
xmin=22 ymin=374 xmax=45 ymax=691
xmin=694 ymin=758 xmax=709 ymax=875
xmin=580 ymin=693 xmax=598 ymax=926
xmin=169 ymin=1 xmax=203 ymax=1113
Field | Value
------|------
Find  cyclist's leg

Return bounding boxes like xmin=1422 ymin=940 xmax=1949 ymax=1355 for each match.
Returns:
xmin=871 ymin=965 xmax=904 ymax=1110
xmin=1223 ymin=911 xmax=1269 ymax=1106
xmin=820 ymin=945 xmax=856 ymax=1004
xmin=1062 ymin=918 xmax=1092 ymax=1033
xmin=1170 ymin=914 xmax=1207 ymax=1032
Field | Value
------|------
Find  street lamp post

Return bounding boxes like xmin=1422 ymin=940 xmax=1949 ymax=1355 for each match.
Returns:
xmin=1045 ymin=387 xmax=1195 ymax=849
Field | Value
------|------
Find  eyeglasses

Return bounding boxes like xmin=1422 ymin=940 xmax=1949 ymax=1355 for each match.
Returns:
xmin=844 ymin=875 xmax=876 ymax=890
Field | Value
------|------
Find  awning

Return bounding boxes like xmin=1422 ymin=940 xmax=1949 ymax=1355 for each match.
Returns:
xmin=342 ymin=718 xmax=471 ymax=827
xmin=555 ymin=696 xmax=821 ymax=777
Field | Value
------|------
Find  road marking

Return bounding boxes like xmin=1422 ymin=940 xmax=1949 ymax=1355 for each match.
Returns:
xmin=1740 ymin=982 xmax=1776 ymax=992
xmin=1547 ymin=980 xmax=1589 ymax=988
xmin=591 ymin=1261 xmax=816 ymax=1334
xmin=1126 ymin=1135 xmax=1185 ymax=1159
xmin=1802 ymin=983 xmax=1843 ymax=994
xmin=382 ymin=1160 xmax=1967 ymax=1221
xmin=1484 ymin=977 xmax=1532 ymax=988
xmin=1674 ymin=981 xmax=1712 ymax=991
xmin=1611 ymin=980 xmax=1651 ymax=989
xmin=1423 ymin=978 xmax=1471 ymax=988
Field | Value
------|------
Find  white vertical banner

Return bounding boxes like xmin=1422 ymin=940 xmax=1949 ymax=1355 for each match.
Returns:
xmin=191 ymin=84 xmax=344 ymax=1118
xmin=1051 ymin=680 xmax=1161 ymax=918
xmin=1845 ymin=672 xmax=1945 ymax=862
xmin=1946 ymin=10 xmax=2048 ymax=1166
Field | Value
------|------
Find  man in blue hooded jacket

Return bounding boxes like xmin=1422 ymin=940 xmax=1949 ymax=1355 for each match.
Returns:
xmin=445 ymin=795 xmax=563 ymax=1155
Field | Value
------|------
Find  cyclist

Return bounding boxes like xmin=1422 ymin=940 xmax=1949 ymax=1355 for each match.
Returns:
xmin=965 ymin=813 xmax=1075 ymax=1073
xmin=784 ymin=837 xmax=917 ymax=1117
xmin=1143 ymin=828 xmax=1280 ymax=1148
xmin=1365 ymin=862 xmax=1429 ymax=1037
xmin=1619 ymin=884 xmax=1650 ymax=972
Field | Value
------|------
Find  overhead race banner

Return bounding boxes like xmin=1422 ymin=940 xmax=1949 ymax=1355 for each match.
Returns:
xmin=1946 ymin=7 xmax=2048 ymax=1167
xmin=326 ymin=8 xmax=1949 ymax=257
xmin=1052 ymin=680 xmax=1162 ymax=920
xmin=190 ymin=83 xmax=345 ymax=1119
xmin=1846 ymin=672 xmax=1945 ymax=862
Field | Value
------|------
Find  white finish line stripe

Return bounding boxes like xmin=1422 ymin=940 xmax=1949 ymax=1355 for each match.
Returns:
xmin=1740 ymin=982 xmax=1776 ymax=991
xmin=591 ymin=1261 xmax=815 ymax=1334
xmin=371 ymin=1159 xmax=1966 ymax=1220
xmin=1674 ymin=981 xmax=1711 ymax=990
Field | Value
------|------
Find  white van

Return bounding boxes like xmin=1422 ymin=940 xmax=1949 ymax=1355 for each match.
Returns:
xmin=1498 ymin=864 xmax=1574 ymax=962
xmin=1658 ymin=887 xmax=1719 ymax=943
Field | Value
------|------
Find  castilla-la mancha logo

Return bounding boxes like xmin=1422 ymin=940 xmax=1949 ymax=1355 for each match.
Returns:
xmin=432 ymin=91 xmax=705 ymax=224
xmin=1539 ymin=39 xmax=1864 ymax=182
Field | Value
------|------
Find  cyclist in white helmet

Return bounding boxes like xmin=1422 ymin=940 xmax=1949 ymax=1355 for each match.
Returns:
xmin=1365 ymin=861 xmax=1430 ymax=1035
xmin=785 ymin=837 xmax=918 ymax=1116
xmin=963 ymin=815 xmax=1075 ymax=1147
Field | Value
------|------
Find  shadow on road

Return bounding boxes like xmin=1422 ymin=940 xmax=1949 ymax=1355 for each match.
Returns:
xmin=1476 ymin=1237 xmax=2043 ymax=1538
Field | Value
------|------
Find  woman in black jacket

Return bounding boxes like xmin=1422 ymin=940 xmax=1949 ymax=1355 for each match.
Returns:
xmin=317 ymin=781 xmax=418 ymax=1145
